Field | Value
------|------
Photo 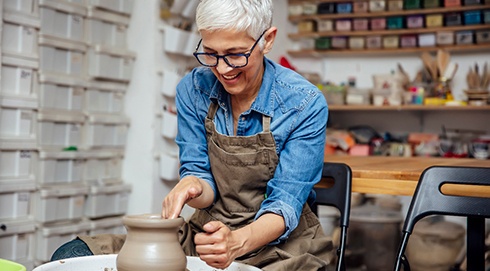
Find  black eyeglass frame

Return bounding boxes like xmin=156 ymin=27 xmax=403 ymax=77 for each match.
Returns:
xmin=193 ymin=30 xmax=267 ymax=68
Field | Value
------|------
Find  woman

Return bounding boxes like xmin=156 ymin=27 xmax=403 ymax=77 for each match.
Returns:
xmin=162 ymin=0 xmax=332 ymax=269
xmin=51 ymin=0 xmax=332 ymax=270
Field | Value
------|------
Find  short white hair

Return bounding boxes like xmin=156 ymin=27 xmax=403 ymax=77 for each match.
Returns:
xmin=196 ymin=0 xmax=273 ymax=47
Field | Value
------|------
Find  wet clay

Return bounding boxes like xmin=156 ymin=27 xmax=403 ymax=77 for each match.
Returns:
xmin=116 ymin=214 xmax=186 ymax=271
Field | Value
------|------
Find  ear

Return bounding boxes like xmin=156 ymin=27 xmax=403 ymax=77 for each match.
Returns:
xmin=262 ymin=27 xmax=277 ymax=54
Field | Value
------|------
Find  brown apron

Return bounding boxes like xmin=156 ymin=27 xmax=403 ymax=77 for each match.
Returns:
xmin=80 ymin=102 xmax=333 ymax=270
xmin=179 ymin=102 xmax=334 ymax=270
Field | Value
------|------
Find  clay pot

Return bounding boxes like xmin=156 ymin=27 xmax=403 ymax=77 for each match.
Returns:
xmin=116 ymin=214 xmax=186 ymax=271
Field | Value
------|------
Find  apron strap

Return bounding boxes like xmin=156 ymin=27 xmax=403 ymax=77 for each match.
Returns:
xmin=207 ymin=100 xmax=272 ymax=133
xmin=207 ymin=101 xmax=219 ymax=120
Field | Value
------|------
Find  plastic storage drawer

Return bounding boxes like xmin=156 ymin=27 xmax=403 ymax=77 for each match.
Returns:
xmin=86 ymin=0 xmax=134 ymax=15
xmin=37 ymin=110 xmax=85 ymax=150
xmin=35 ymin=220 xmax=90 ymax=262
xmin=85 ymin=7 xmax=130 ymax=48
xmin=1 ymin=55 xmax=39 ymax=102
xmin=37 ymin=151 xmax=86 ymax=186
xmin=39 ymin=0 xmax=87 ymax=44
xmin=0 ymin=218 xmax=36 ymax=262
xmin=88 ymin=216 xmax=126 ymax=235
xmin=84 ymin=183 xmax=132 ymax=218
xmin=33 ymin=185 xmax=89 ymax=223
xmin=1 ymin=12 xmax=40 ymax=59
xmin=84 ymin=150 xmax=124 ymax=185
xmin=0 ymin=179 xmax=36 ymax=220
xmin=83 ymin=114 xmax=129 ymax=149
xmin=85 ymin=80 xmax=126 ymax=115
xmin=86 ymin=45 xmax=135 ymax=82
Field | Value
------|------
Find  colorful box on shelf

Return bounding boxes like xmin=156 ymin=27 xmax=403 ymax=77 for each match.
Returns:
xmin=400 ymin=34 xmax=418 ymax=47
xmin=349 ymin=37 xmax=365 ymax=49
xmin=318 ymin=20 xmax=334 ymax=32
xmin=353 ymin=19 xmax=369 ymax=31
xmin=407 ymin=15 xmax=425 ymax=28
xmin=288 ymin=4 xmax=303 ymax=16
xmin=371 ymin=17 xmax=387 ymax=30
xmin=298 ymin=20 xmax=316 ymax=33
xmin=423 ymin=0 xmax=441 ymax=8
xmin=331 ymin=37 xmax=348 ymax=49
xmin=387 ymin=16 xmax=404 ymax=29
xmin=317 ymin=3 xmax=336 ymax=14
xmin=437 ymin=31 xmax=455 ymax=45
xmin=336 ymin=19 xmax=352 ymax=31
xmin=484 ymin=10 xmax=490 ymax=24
xmin=369 ymin=0 xmax=387 ymax=11
xmin=315 ymin=37 xmax=331 ymax=50
xmin=366 ymin=36 xmax=382 ymax=48
xmin=383 ymin=35 xmax=399 ymax=48
xmin=302 ymin=2 xmax=317 ymax=15
xmin=455 ymin=30 xmax=474 ymax=44
xmin=463 ymin=0 xmax=482 ymax=5
xmin=445 ymin=12 xmax=462 ymax=26
xmin=444 ymin=0 xmax=461 ymax=6
xmin=336 ymin=2 xmax=353 ymax=13
xmin=388 ymin=0 xmax=404 ymax=10
xmin=464 ymin=10 xmax=482 ymax=25
xmin=476 ymin=30 xmax=490 ymax=43
xmin=404 ymin=0 xmax=421 ymax=9
xmin=426 ymin=14 xmax=444 ymax=27
xmin=418 ymin=33 xmax=436 ymax=46
xmin=353 ymin=1 xmax=369 ymax=12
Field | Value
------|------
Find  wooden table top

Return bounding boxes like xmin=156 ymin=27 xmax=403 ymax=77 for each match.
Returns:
xmin=322 ymin=155 xmax=490 ymax=196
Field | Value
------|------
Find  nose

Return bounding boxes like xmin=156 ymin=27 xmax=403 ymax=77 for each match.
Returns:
xmin=216 ymin=57 xmax=233 ymax=74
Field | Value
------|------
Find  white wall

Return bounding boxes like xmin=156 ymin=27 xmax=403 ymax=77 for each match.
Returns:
xmin=123 ymin=1 xmax=489 ymax=214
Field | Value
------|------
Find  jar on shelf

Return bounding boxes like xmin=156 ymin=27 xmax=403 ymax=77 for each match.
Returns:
xmin=434 ymin=77 xmax=454 ymax=101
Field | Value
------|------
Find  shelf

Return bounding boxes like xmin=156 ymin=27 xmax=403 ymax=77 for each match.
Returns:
xmin=287 ymin=43 xmax=490 ymax=56
xmin=328 ymin=104 xmax=490 ymax=111
xmin=289 ymin=24 xmax=490 ymax=39
xmin=289 ymin=4 xmax=490 ymax=22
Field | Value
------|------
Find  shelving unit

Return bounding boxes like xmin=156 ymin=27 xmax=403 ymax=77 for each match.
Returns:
xmin=287 ymin=0 xmax=490 ymax=56
xmin=289 ymin=4 xmax=488 ymax=21
xmin=328 ymin=104 xmax=490 ymax=111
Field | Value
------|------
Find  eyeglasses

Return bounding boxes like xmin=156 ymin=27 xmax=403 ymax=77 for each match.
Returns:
xmin=193 ymin=30 xmax=267 ymax=68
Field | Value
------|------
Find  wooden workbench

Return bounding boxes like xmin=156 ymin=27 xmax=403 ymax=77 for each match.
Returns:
xmin=323 ymin=155 xmax=490 ymax=196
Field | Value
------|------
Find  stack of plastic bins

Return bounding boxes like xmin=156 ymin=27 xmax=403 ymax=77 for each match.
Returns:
xmin=33 ymin=0 xmax=90 ymax=266
xmin=0 ymin=1 xmax=40 ymax=269
xmin=82 ymin=0 xmax=134 ymax=236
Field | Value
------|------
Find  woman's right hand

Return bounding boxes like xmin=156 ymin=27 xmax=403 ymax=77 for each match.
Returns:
xmin=161 ymin=176 xmax=212 ymax=219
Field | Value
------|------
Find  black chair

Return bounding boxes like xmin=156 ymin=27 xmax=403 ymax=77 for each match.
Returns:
xmin=312 ymin=162 xmax=352 ymax=271
xmin=394 ymin=166 xmax=490 ymax=271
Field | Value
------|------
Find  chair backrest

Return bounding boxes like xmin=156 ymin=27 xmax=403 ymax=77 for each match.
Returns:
xmin=394 ymin=166 xmax=490 ymax=271
xmin=313 ymin=162 xmax=352 ymax=271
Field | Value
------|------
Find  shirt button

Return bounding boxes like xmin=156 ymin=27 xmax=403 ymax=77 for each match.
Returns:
xmin=241 ymin=117 xmax=245 ymax=121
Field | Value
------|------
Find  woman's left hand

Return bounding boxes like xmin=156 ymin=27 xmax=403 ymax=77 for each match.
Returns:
xmin=194 ymin=221 xmax=245 ymax=269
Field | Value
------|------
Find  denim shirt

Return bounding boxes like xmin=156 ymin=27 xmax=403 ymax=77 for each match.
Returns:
xmin=175 ymin=58 xmax=329 ymax=243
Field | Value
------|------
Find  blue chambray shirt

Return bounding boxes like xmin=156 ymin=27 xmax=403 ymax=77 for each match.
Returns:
xmin=175 ymin=57 xmax=329 ymax=244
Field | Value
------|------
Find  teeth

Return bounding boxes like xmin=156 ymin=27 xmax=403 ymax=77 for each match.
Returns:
xmin=223 ymin=73 xmax=239 ymax=80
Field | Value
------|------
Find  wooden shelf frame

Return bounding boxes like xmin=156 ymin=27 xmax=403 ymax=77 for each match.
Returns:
xmin=328 ymin=104 xmax=490 ymax=111
xmin=289 ymin=4 xmax=490 ymax=22
xmin=287 ymin=43 xmax=490 ymax=56
xmin=289 ymin=24 xmax=490 ymax=39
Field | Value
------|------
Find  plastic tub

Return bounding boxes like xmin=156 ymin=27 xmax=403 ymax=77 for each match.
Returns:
xmin=33 ymin=254 xmax=262 ymax=271
xmin=0 ymin=259 xmax=26 ymax=271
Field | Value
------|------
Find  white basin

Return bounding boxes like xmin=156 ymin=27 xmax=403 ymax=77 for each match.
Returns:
xmin=32 ymin=254 xmax=262 ymax=271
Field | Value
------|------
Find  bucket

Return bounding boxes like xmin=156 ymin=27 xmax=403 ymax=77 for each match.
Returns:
xmin=33 ymin=254 xmax=262 ymax=271
xmin=349 ymin=203 xmax=403 ymax=271
xmin=0 ymin=259 xmax=26 ymax=271
xmin=406 ymin=216 xmax=465 ymax=271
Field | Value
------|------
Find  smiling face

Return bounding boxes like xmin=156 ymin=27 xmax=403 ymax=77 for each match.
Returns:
xmin=199 ymin=28 xmax=276 ymax=100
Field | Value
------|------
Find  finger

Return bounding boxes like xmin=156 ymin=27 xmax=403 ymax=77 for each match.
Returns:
xmin=202 ymin=221 xmax=223 ymax=233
